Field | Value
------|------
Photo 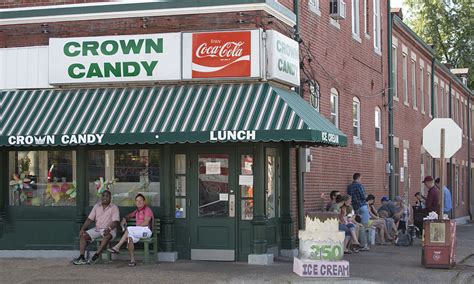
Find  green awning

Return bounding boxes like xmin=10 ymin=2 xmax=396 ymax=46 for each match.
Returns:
xmin=0 ymin=83 xmax=347 ymax=147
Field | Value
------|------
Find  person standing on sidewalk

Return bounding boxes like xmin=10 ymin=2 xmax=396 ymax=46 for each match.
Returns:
xmin=423 ymin=176 xmax=440 ymax=215
xmin=347 ymin=173 xmax=369 ymax=226
xmin=435 ymin=178 xmax=452 ymax=215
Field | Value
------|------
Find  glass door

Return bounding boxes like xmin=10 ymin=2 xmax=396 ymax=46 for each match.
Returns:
xmin=190 ymin=149 xmax=236 ymax=261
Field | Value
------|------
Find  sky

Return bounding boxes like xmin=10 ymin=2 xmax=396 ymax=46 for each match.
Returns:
xmin=391 ymin=0 xmax=405 ymax=8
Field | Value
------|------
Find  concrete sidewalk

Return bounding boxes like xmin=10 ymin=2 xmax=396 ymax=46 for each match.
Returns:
xmin=0 ymin=224 xmax=473 ymax=284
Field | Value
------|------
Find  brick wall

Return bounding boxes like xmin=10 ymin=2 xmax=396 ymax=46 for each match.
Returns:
xmin=279 ymin=0 xmax=389 ymax=224
xmin=0 ymin=11 xmax=275 ymax=48
xmin=0 ymin=0 xmax=109 ymax=8
xmin=393 ymin=22 xmax=472 ymax=218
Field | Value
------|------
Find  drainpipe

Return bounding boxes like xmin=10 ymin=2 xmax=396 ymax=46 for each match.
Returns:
xmin=431 ymin=58 xmax=436 ymax=176
xmin=293 ymin=0 xmax=305 ymax=230
xmin=448 ymin=81 xmax=453 ymax=219
xmin=468 ymin=94 xmax=472 ymax=219
xmin=387 ymin=0 xmax=395 ymax=199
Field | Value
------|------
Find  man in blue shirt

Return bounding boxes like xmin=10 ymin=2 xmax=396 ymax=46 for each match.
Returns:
xmin=347 ymin=173 xmax=369 ymax=225
xmin=435 ymin=178 xmax=452 ymax=214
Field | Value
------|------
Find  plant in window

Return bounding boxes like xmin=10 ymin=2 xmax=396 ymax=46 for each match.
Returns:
xmin=19 ymin=156 xmax=31 ymax=174
xmin=94 ymin=177 xmax=118 ymax=196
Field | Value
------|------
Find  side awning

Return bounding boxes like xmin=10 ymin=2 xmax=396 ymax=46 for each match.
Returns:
xmin=0 ymin=83 xmax=347 ymax=147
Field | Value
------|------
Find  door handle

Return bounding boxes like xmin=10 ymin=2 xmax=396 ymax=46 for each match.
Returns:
xmin=229 ymin=194 xmax=235 ymax=217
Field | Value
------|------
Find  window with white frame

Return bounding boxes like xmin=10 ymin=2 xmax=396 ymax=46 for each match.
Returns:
xmin=375 ymin=107 xmax=382 ymax=143
xmin=308 ymin=0 xmax=320 ymax=15
xmin=440 ymin=86 xmax=444 ymax=117
xmin=427 ymin=72 xmax=431 ymax=116
xmin=411 ymin=59 xmax=417 ymax=108
xmin=373 ymin=0 xmax=381 ymax=52
xmin=392 ymin=45 xmax=398 ymax=98
xmin=444 ymin=86 xmax=449 ymax=117
xmin=433 ymin=83 xmax=438 ymax=117
xmin=364 ymin=0 xmax=370 ymax=35
xmin=420 ymin=67 xmax=424 ymax=113
xmin=453 ymin=95 xmax=457 ymax=122
xmin=330 ymin=88 xmax=339 ymax=127
xmin=309 ymin=80 xmax=320 ymax=112
xmin=353 ymin=97 xmax=361 ymax=139
xmin=461 ymin=101 xmax=465 ymax=135
xmin=403 ymin=53 xmax=408 ymax=104
xmin=456 ymin=97 xmax=460 ymax=125
xmin=352 ymin=0 xmax=360 ymax=39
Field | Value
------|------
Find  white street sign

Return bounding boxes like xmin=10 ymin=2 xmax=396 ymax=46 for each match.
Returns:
xmin=422 ymin=118 xmax=462 ymax=158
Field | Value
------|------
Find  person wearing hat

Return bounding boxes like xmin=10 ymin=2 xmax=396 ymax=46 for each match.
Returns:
xmin=423 ymin=176 xmax=440 ymax=215
xmin=394 ymin=196 xmax=411 ymax=233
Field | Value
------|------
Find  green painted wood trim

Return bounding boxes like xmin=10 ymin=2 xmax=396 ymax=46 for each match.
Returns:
xmin=160 ymin=144 xmax=175 ymax=252
xmin=75 ymin=146 xmax=87 ymax=222
xmin=251 ymin=143 xmax=267 ymax=254
xmin=0 ymin=0 xmax=295 ymax=22
xmin=0 ymin=149 xmax=7 ymax=237
xmin=280 ymin=143 xmax=296 ymax=250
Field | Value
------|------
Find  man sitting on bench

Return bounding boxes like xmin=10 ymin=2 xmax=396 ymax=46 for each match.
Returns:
xmin=108 ymin=193 xmax=154 ymax=267
xmin=73 ymin=190 xmax=120 ymax=265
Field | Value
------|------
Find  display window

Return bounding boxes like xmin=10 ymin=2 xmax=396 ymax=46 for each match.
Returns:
xmin=88 ymin=149 xmax=160 ymax=207
xmin=8 ymin=151 xmax=77 ymax=207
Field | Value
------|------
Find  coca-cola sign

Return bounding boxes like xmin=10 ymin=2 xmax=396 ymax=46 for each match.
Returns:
xmin=183 ymin=30 xmax=261 ymax=80
xmin=192 ymin=31 xmax=250 ymax=78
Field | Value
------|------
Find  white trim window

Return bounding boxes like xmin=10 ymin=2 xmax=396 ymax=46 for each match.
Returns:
xmin=330 ymin=88 xmax=339 ymax=127
xmin=403 ymin=53 xmax=408 ymax=104
xmin=433 ymin=83 xmax=438 ymax=117
xmin=411 ymin=59 xmax=417 ymax=108
xmin=427 ymin=72 xmax=432 ymax=116
xmin=445 ymin=87 xmax=449 ymax=117
xmin=375 ymin=106 xmax=382 ymax=144
xmin=420 ymin=66 xmax=425 ymax=113
xmin=353 ymin=97 xmax=361 ymax=139
xmin=352 ymin=0 xmax=361 ymax=40
xmin=392 ymin=45 xmax=398 ymax=98
xmin=308 ymin=0 xmax=321 ymax=16
xmin=373 ymin=0 xmax=381 ymax=52
xmin=364 ymin=0 xmax=370 ymax=36
xmin=440 ymin=86 xmax=445 ymax=117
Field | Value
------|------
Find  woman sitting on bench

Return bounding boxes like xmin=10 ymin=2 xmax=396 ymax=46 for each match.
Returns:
xmin=108 ymin=193 xmax=154 ymax=267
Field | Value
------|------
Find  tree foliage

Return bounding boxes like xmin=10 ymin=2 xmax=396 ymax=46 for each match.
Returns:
xmin=404 ymin=0 xmax=473 ymax=89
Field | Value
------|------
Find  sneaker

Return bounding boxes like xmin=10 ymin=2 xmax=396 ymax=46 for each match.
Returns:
xmin=87 ymin=253 xmax=99 ymax=265
xmin=359 ymin=245 xmax=370 ymax=251
xmin=72 ymin=256 xmax=87 ymax=265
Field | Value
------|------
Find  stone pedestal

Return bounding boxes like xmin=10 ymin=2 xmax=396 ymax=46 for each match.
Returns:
xmin=158 ymin=251 xmax=178 ymax=262
xmin=248 ymin=253 xmax=274 ymax=265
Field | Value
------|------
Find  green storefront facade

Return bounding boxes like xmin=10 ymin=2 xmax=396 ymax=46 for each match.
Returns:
xmin=0 ymin=82 xmax=346 ymax=261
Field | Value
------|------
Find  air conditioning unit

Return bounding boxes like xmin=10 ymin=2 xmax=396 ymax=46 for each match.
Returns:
xmin=330 ymin=0 xmax=346 ymax=19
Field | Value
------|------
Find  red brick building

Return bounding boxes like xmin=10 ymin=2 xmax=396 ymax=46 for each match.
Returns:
xmin=0 ymin=0 xmax=472 ymax=262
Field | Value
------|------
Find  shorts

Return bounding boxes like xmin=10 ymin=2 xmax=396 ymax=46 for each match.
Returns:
xmin=339 ymin=224 xmax=351 ymax=237
xmin=127 ymin=226 xmax=152 ymax=243
xmin=356 ymin=205 xmax=370 ymax=225
xmin=86 ymin=227 xmax=117 ymax=241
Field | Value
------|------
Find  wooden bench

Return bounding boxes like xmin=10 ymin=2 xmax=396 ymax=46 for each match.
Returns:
xmin=95 ymin=218 xmax=160 ymax=264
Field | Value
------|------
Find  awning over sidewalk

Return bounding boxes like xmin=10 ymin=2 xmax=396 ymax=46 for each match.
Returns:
xmin=0 ymin=83 xmax=347 ymax=147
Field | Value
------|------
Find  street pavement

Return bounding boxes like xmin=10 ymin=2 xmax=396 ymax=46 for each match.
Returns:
xmin=0 ymin=223 xmax=473 ymax=284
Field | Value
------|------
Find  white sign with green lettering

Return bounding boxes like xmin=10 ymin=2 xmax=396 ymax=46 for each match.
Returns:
xmin=49 ymin=33 xmax=181 ymax=84
xmin=266 ymin=30 xmax=300 ymax=87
